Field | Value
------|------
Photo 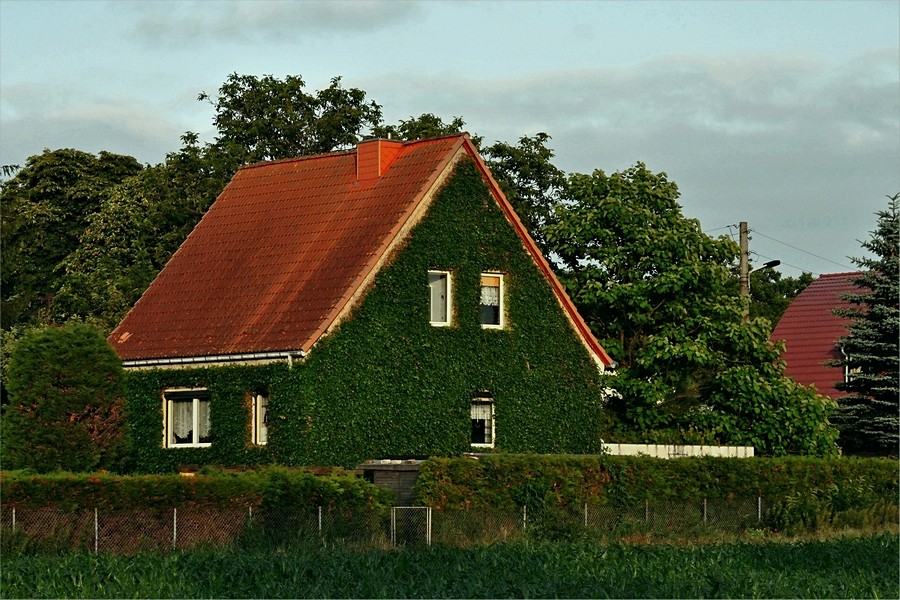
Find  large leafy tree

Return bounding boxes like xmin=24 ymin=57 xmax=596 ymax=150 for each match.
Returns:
xmin=831 ymin=194 xmax=899 ymax=455
xmin=0 ymin=150 xmax=143 ymax=328
xmin=1 ymin=323 xmax=129 ymax=473
xmin=546 ymin=164 xmax=837 ymax=456
xmin=200 ymin=73 xmax=383 ymax=165
xmin=482 ymin=133 xmax=566 ymax=255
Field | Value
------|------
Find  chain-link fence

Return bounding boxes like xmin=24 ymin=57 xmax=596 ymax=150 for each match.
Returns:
xmin=0 ymin=497 xmax=782 ymax=554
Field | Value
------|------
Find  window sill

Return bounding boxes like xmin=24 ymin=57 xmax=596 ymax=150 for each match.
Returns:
xmin=167 ymin=443 xmax=212 ymax=449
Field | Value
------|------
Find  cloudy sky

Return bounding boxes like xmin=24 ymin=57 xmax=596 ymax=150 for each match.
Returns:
xmin=2 ymin=0 xmax=898 ymax=277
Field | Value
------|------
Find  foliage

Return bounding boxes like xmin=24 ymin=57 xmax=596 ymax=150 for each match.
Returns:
xmin=199 ymin=73 xmax=383 ymax=164
xmin=2 ymin=536 xmax=897 ymax=599
xmin=831 ymin=194 xmax=900 ymax=455
xmin=545 ymin=164 xmax=838 ymax=456
xmin=748 ymin=269 xmax=813 ymax=329
xmin=0 ymin=467 xmax=393 ymax=511
xmin=414 ymin=455 xmax=898 ymax=516
xmin=1 ymin=323 xmax=129 ymax=473
xmin=0 ymin=150 xmax=143 ymax=329
xmin=122 ymin=161 xmax=610 ymax=472
xmin=371 ymin=112 xmax=479 ymax=145
xmin=482 ymin=133 xmax=566 ymax=255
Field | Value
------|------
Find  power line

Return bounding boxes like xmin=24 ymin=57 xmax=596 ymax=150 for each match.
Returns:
xmin=749 ymin=228 xmax=856 ymax=271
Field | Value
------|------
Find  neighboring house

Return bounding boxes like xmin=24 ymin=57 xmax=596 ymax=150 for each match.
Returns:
xmin=110 ymin=134 xmax=615 ymax=472
xmin=770 ymin=272 xmax=861 ymax=400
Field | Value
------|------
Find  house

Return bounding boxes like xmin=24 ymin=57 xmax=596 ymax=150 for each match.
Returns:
xmin=770 ymin=272 xmax=861 ymax=399
xmin=110 ymin=134 xmax=615 ymax=471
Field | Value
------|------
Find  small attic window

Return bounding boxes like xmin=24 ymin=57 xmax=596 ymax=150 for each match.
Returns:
xmin=429 ymin=271 xmax=452 ymax=326
xmin=480 ymin=274 xmax=504 ymax=329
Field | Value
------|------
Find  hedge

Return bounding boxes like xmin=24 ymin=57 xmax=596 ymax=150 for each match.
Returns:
xmin=0 ymin=467 xmax=394 ymax=512
xmin=412 ymin=454 xmax=899 ymax=532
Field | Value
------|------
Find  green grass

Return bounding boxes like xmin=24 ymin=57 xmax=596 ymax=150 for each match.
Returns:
xmin=2 ymin=534 xmax=897 ymax=599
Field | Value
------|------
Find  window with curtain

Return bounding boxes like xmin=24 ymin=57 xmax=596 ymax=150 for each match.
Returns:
xmin=471 ymin=396 xmax=494 ymax=447
xmin=164 ymin=389 xmax=211 ymax=448
xmin=480 ymin=274 xmax=503 ymax=328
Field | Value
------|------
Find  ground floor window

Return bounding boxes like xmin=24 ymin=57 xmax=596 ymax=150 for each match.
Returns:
xmin=164 ymin=389 xmax=211 ymax=448
xmin=471 ymin=395 xmax=495 ymax=448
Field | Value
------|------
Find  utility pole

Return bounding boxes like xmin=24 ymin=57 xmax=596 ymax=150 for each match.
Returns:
xmin=739 ymin=221 xmax=780 ymax=323
xmin=740 ymin=221 xmax=750 ymax=323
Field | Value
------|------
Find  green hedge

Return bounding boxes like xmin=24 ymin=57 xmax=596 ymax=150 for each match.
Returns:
xmin=413 ymin=454 xmax=898 ymax=532
xmin=0 ymin=467 xmax=394 ymax=511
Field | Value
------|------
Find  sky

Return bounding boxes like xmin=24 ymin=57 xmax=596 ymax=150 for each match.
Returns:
xmin=1 ymin=0 xmax=898 ymax=278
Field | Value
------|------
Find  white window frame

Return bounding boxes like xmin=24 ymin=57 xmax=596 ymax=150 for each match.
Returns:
xmin=479 ymin=273 xmax=505 ymax=329
xmin=252 ymin=393 xmax=269 ymax=446
xmin=470 ymin=395 xmax=495 ymax=448
xmin=428 ymin=270 xmax=452 ymax=326
xmin=163 ymin=388 xmax=211 ymax=448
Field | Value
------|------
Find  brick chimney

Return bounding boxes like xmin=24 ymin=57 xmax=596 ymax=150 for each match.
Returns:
xmin=357 ymin=139 xmax=403 ymax=180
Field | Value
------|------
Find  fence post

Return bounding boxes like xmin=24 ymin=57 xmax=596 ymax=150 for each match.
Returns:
xmin=318 ymin=506 xmax=322 ymax=534
xmin=426 ymin=507 xmax=432 ymax=547
xmin=173 ymin=507 xmax=177 ymax=549
xmin=757 ymin=496 xmax=762 ymax=523
xmin=584 ymin=503 xmax=588 ymax=528
xmin=11 ymin=507 xmax=14 ymax=532
xmin=703 ymin=498 xmax=707 ymax=525
xmin=390 ymin=507 xmax=396 ymax=547
xmin=522 ymin=505 xmax=527 ymax=530
xmin=94 ymin=508 xmax=99 ymax=554
xmin=644 ymin=499 xmax=649 ymax=524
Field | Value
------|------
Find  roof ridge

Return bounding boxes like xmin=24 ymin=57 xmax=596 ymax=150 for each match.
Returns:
xmin=237 ymin=134 xmax=470 ymax=172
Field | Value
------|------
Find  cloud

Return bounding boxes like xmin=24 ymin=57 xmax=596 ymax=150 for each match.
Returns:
xmin=365 ymin=49 xmax=898 ymax=275
xmin=0 ymin=83 xmax=184 ymax=167
xmin=129 ymin=0 xmax=422 ymax=45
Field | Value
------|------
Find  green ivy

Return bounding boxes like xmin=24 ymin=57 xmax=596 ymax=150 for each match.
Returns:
xmin=122 ymin=160 xmax=612 ymax=472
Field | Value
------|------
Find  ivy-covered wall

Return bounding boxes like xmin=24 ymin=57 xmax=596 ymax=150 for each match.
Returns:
xmin=124 ymin=159 xmax=612 ymax=472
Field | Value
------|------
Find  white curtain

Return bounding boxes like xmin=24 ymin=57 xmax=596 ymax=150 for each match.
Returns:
xmin=197 ymin=398 xmax=211 ymax=443
xmin=172 ymin=400 xmax=193 ymax=440
xmin=480 ymin=286 xmax=499 ymax=307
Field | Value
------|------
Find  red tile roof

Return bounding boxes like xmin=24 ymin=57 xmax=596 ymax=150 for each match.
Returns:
xmin=770 ymin=272 xmax=861 ymax=399
xmin=110 ymin=134 xmax=613 ymax=368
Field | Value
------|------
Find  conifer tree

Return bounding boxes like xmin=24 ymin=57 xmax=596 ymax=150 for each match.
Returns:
xmin=832 ymin=194 xmax=899 ymax=455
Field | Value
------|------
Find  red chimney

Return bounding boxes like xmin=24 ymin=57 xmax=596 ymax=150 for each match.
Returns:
xmin=357 ymin=139 xmax=403 ymax=180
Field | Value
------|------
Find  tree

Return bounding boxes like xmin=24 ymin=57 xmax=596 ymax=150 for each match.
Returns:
xmin=0 ymin=149 xmax=143 ymax=329
xmin=546 ymin=164 xmax=838 ymax=455
xmin=482 ymin=133 xmax=566 ymax=254
xmin=831 ymin=194 xmax=899 ymax=455
xmin=748 ymin=269 xmax=813 ymax=329
xmin=1 ymin=323 xmax=129 ymax=473
xmin=199 ymin=73 xmax=383 ymax=165
xmin=372 ymin=112 xmax=474 ymax=143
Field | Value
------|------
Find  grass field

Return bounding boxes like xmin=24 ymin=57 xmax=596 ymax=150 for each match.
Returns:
xmin=2 ymin=534 xmax=897 ymax=599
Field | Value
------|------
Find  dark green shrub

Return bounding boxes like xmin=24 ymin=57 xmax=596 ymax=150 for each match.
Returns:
xmin=2 ymin=323 xmax=129 ymax=473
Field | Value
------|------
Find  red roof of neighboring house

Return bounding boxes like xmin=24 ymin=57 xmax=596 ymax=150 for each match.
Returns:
xmin=770 ymin=272 xmax=861 ymax=399
xmin=109 ymin=134 xmax=613 ymax=368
